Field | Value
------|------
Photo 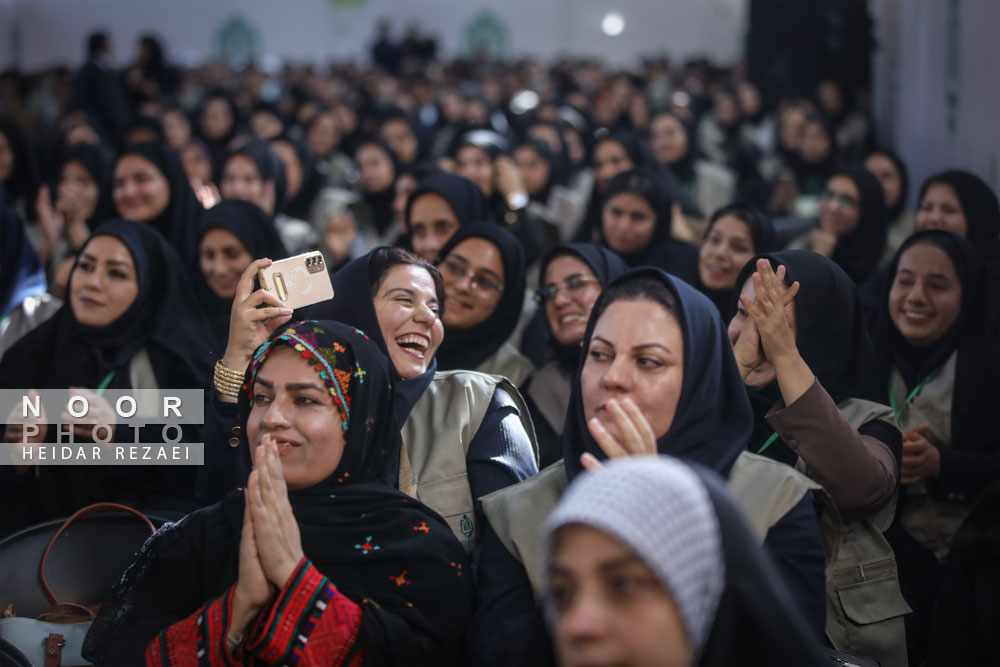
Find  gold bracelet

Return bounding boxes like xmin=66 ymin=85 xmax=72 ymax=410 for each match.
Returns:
xmin=214 ymin=361 xmax=245 ymax=398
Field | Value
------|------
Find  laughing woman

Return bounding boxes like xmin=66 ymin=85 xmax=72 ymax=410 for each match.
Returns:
xmin=83 ymin=321 xmax=473 ymax=666
xmin=198 ymin=247 xmax=538 ymax=551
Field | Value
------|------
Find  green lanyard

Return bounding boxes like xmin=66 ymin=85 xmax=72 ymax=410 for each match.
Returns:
xmin=96 ymin=371 xmax=116 ymax=396
xmin=757 ymin=431 xmax=780 ymax=455
xmin=889 ymin=370 xmax=938 ymax=425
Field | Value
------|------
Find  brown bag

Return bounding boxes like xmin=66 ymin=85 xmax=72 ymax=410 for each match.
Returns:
xmin=0 ymin=503 xmax=155 ymax=666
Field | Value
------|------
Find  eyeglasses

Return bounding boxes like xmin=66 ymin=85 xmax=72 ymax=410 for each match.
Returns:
xmin=440 ymin=258 xmax=504 ymax=295
xmin=819 ymin=189 xmax=859 ymax=209
xmin=535 ymin=275 xmax=600 ymax=304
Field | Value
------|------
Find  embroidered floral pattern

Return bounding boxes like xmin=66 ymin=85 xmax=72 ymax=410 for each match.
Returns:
xmin=389 ymin=570 xmax=411 ymax=587
xmin=244 ymin=321 xmax=360 ymax=432
xmin=353 ymin=536 xmax=381 ymax=554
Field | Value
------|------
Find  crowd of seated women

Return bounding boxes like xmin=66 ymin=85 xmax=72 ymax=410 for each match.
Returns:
xmin=0 ymin=29 xmax=997 ymax=666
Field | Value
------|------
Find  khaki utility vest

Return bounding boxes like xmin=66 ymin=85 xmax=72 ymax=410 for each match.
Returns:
xmin=818 ymin=398 xmax=911 ymax=667
xmin=525 ymin=361 xmax=571 ymax=436
xmin=481 ymin=451 xmax=819 ymax=595
xmin=474 ymin=342 xmax=536 ymax=389
xmin=398 ymin=370 xmax=538 ymax=552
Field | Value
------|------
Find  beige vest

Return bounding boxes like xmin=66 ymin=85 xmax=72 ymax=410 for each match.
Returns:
xmin=525 ymin=361 xmax=571 ymax=436
xmin=474 ymin=342 xmax=536 ymax=389
xmin=481 ymin=451 xmax=819 ymax=596
xmin=815 ymin=398 xmax=911 ymax=667
xmin=891 ymin=352 xmax=966 ymax=560
xmin=398 ymin=370 xmax=538 ymax=552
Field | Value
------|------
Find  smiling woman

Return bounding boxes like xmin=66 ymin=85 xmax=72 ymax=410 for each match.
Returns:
xmin=863 ymin=230 xmax=1000 ymax=661
xmin=196 ymin=199 xmax=288 ymax=352
xmin=83 ymin=321 xmax=473 ymax=666
xmin=0 ymin=219 xmax=215 ymax=537
xmin=525 ymin=244 xmax=627 ymax=466
xmin=199 ymin=246 xmax=539 ymax=552
xmin=694 ymin=202 xmax=774 ymax=318
xmin=112 ymin=142 xmax=203 ymax=264
xmin=435 ymin=223 xmax=535 ymax=388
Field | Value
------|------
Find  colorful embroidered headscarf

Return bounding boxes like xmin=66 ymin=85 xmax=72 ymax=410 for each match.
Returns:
xmin=87 ymin=320 xmax=473 ymax=666
xmin=238 ymin=320 xmax=401 ymax=488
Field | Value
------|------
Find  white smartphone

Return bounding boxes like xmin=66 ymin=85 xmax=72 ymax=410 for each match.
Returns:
xmin=257 ymin=251 xmax=334 ymax=310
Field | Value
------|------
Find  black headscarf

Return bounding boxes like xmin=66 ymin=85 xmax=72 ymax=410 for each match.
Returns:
xmin=355 ymin=138 xmax=399 ymax=236
xmin=271 ymin=134 xmax=324 ymax=221
xmin=195 ymin=199 xmax=288 ymax=352
xmin=303 ymin=248 xmax=438 ymax=427
xmin=917 ymin=170 xmax=1000 ymax=315
xmin=575 ymin=130 xmax=701 ymax=242
xmin=0 ymin=205 xmax=46 ymax=316
xmin=864 ymin=231 xmax=999 ymax=469
xmin=404 ymin=170 xmax=487 ymax=232
xmin=0 ymin=219 xmax=214 ymax=390
xmin=538 ymin=243 xmax=628 ymax=374
xmin=597 ymin=167 xmax=700 ymax=284
xmin=0 ymin=118 xmax=41 ymax=220
xmin=513 ymin=137 xmax=563 ymax=204
xmin=562 ymin=267 xmax=753 ymax=481
xmin=226 ymin=141 xmax=288 ymax=218
xmin=865 ymin=148 xmax=909 ymax=221
xmin=435 ymin=223 xmax=526 ymax=372
xmin=115 ymin=142 xmax=203 ymax=265
xmin=58 ymin=142 xmax=115 ymax=230
xmin=694 ymin=201 xmax=775 ymax=319
xmin=83 ymin=322 xmax=472 ymax=666
xmin=918 ymin=170 xmax=1000 ymax=247
xmin=826 ymin=165 xmax=888 ymax=285
xmin=791 ymin=115 xmax=836 ymax=195
xmin=653 ymin=111 xmax=699 ymax=188
xmin=195 ymin=89 xmax=239 ymax=182
xmin=125 ymin=114 xmax=167 ymax=145
xmin=732 ymin=250 xmax=873 ymax=465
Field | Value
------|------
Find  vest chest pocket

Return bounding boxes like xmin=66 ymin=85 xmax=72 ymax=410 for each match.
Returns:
xmin=834 ymin=573 xmax=911 ymax=624
xmin=415 ymin=473 xmax=478 ymax=552
xmin=827 ymin=562 xmax=912 ymax=667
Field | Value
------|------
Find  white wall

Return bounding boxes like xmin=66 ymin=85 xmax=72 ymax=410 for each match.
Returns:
xmin=0 ymin=0 xmax=747 ymax=71
xmin=871 ymin=0 xmax=1000 ymax=197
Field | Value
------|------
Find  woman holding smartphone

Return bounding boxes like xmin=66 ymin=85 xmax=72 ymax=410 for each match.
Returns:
xmin=198 ymin=246 xmax=538 ymax=552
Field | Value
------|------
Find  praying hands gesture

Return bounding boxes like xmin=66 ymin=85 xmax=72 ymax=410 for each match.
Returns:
xmin=581 ymin=397 xmax=658 ymax=471
xmin=231 ymin=435 xmax=305 ymax=640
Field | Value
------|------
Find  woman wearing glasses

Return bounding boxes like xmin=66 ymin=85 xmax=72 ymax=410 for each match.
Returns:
xmin=524 ymin=244 xmax=627 ymax=467
xmin=435 ymin=223 xmax=536 ymax=388
xmin=786 ymin=166 xmax=888 ymax=285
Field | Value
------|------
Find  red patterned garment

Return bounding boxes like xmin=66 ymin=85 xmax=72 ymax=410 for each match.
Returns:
xmin=146 ymin=559 xmax=363 ymax=666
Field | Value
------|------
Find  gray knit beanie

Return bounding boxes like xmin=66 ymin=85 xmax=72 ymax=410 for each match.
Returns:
xmin=542 ymin=455 xmax=726 ymax=655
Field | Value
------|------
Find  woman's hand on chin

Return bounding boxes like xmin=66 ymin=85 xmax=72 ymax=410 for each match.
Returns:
xmin=249 ymin=435 xmax=305 ymax=589
xmin=583 ymin=397 xmax=658 ymax=470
